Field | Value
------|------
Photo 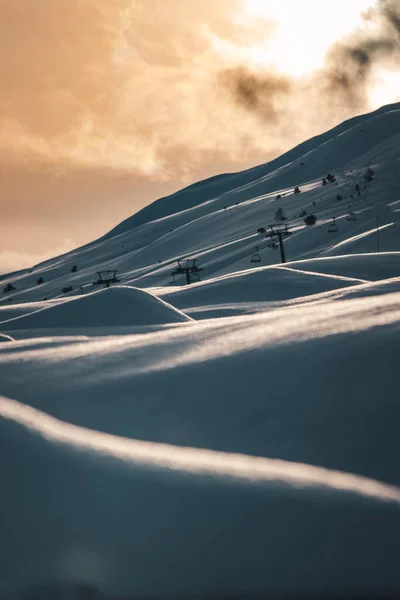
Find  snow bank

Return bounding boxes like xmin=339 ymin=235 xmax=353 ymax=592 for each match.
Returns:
xmin=2 ymin=394 xmax=400 ymax=599
xmin=0 ymin=286 xmax=191 ymax=330
xmin=0 ymin=299 xmax=70 ymax=324
xmin=160 ymin=264 xmax=360 ymax=312
xmin=286 ymin=252 xmax=400 ymax=282
xmin=1 ymin=289 xmax=400 ymax=488
xmin=0 ymin=333 xmax=14 ymax=342
xmin=277 ymin=276 xmax=400 ymax=310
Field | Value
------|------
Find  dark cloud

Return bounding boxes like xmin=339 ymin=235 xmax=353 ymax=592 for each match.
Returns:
xmin=218 ymin=66 xmax=292 ymax=121
xmin=321 ymin=0 xmax=400 ymax=108
xmin=379 ymin=0 xmax=400 ymax=35
xmin=220 ymin=0 xmax=400 ymax=120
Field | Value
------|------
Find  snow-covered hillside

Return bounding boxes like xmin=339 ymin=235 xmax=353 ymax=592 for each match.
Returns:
xmin=1 ymin=103 xmax=400 ymax=599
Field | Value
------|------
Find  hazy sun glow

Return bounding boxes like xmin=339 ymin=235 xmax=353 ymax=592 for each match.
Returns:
xmin=243 ymin=0 xmax=377 ymax=76
xmin=0 ymin=0 xmax=399 ymax=259
xmin=369 ymin=70 xmax=400 ymax=108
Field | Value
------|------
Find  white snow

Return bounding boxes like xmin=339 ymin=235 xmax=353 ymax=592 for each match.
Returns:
xmin=1 ymin=102 xmax=400 ymax=598
xmin=0 ymin=286 xmax=191 ymax=332
xmin=0 ymin=333 xmax=13 ymax=342
xmin=2 ymin=394 xmax=400 ymax=598
xmin=158 ymin=263 xmax=365 ymax=318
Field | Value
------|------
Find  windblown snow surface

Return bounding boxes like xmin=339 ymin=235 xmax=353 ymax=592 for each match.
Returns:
xmin=1 ymin=103 xmax=400 ymax=599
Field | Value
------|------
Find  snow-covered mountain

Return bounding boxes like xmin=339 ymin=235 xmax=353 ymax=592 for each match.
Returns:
xmin=1 ymin=103 xmax=400 ymax=599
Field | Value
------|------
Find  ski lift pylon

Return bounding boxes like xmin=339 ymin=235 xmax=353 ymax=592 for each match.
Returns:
xmin=93 ymin=270 xmax=120 ymax=288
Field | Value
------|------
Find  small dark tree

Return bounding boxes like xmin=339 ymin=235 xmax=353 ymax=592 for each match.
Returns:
xmin=3 ymin=282 xmax=15 ymax=293
xmin=257 ymin=227 xmax=266 ymax=234
xmin=276 ymin=194 xmax=282 ymax=200
xmin=364 ymin=167 xmax=374 ymax=182
xmin=326 ymin=173 xmax=336 ymax=183
xmin=355 ymin=183 xmax=360 ymax=193
xmin=294 ymin=186 xmax=301 ymax=194
xmin=336 ymin=194 xmax=343 ymax=201
xmin=304 ymin=214 xmax=317 ymax=226
xmin=322 ymin=178 xmax=327 ymax=186
xmin=62 ymin=286 xmax=73 ymax=294
xmin=37 ymin=276 xmax=44 ymax=285
xmin=71 ymin=264 xmax=78 ymax=273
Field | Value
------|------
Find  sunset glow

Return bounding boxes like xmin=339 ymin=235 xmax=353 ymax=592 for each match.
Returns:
xmin=243 ymin=0 xmax=377 ymax=76
xmin=0 ymin=0 xmax=398 ymax=265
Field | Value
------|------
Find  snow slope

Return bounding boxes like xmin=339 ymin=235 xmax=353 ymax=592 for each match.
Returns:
xmin=0 ymin=104 xmax=399 ymax=305
xmin=158 ymin=263 xmax=365 ymax=318
xmin=104 ymin=102 xmax=400 ymax=236
xmin=0 ymin=286 xmax=191 ymax=332
xmin=2 ymin=394 xmax=400 ymax=599
xmin=2 ymin=289 xmax=400 ymax=486
xmin=2 ymin=289 xmax=400 ymax=597
xmin=1 ymin=103 xmax=400 ymax=598
xmin=0 ymin=298 xmax=70 ymax=324
xmin=285 ymin=252 xmax=400 ymax=281
xmin=0 ymin=333 xmax=13 ymax=342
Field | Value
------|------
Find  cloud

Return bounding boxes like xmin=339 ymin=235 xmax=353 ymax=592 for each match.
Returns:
xmin=2 ymin=0 xmax=399 ymax=179
xmin=217 ymin=66 xmax=292 ymax=121
xmin=321 ymin=0 xmax=400 ymax=108
xmin=218 ymin=0 xmax=400 ymax=132
xmin=0 ymin=0 xmax=253 ymax=177
xmin=0 ymin=0 xmax=399 ymax=258
xmin=0 ymin=240 xmax=77 ymax=275
xmin=1 ymin=1 xmax=400 ymax=173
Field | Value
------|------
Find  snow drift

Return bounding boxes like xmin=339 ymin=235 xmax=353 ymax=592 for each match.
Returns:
xmin=160 ymin=263 xmax=363 ymax=315
xmin=0 ymin=286 xmax=191 ymax=331
xmin=0 ymin=333 xmax=13 ymax=342
xmin=1 ymin=289 xmax=400 ymax=489
xmin=2 ymin=394 xmax=400 ymax=599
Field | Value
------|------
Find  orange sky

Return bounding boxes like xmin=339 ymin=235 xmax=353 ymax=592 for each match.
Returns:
xmin=0 ymin=0 xmax=399 ymax=273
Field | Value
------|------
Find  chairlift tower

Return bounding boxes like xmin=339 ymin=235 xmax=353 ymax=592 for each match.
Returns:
xmin=93 ymin=270 xmax=120 ymax=288
xmin=171 ymin=258 xmax=203 ymax=285
xmin=265 ymin=224 xmax=292 ymax=263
